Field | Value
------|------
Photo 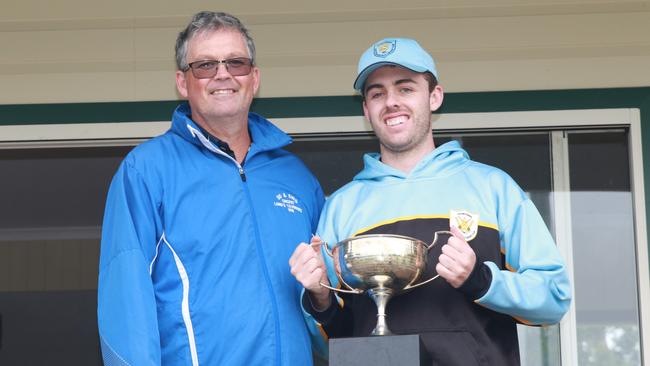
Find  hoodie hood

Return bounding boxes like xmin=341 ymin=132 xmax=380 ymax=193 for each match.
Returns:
xmin=353 ymin=140 xmax=470 ymax=182
xmin=170 ymin=102 xmax=292 ymax=156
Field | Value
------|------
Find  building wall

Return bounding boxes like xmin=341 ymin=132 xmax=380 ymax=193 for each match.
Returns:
xmin=1 ymin=0 xmax=649 ymax=104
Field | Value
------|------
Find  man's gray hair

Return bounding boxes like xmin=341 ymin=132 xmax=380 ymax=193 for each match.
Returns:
xmin=175 ymin=11 xmax=256 ymax=71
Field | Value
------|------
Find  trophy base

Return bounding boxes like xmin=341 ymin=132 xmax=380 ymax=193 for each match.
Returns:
xmin=329 ymin=334 xmax=430 ymax=366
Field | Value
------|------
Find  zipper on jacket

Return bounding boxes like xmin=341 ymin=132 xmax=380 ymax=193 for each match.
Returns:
xmin=239 ymin=166 xmax=247 ymax=182
xmin=241 ymin=182 xmax=284 ymax=365
xmin=187 ymin=124 xmax=249 ymax=182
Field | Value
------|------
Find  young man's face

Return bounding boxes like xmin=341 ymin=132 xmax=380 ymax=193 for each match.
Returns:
xmin=175 ymin=28 xmax=260 ymax=127
xmin=362 ymin=66 xmax=443 ymax=156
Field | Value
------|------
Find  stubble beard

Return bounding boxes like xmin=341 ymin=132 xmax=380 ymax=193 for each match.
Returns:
xmin=376 ymin=115 xmax=433 ymax=156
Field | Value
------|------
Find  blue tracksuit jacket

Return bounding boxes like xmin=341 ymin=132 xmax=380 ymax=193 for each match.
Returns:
xmin=98 ymin=103 xmax=325 ymax=365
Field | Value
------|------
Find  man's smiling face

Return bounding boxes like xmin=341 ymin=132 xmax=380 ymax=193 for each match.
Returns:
xmin=175 ymin=28 xmax=260 ymax=127
xmin=362 ymin=65 xmax=441 ymax=156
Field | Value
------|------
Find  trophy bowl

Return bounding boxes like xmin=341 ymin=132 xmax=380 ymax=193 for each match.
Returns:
xmin=320 ymin=231 xmax=451 ymax=336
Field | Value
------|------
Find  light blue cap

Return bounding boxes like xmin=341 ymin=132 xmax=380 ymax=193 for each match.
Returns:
xmin=353 ymin=38 xmax=437 ymax=91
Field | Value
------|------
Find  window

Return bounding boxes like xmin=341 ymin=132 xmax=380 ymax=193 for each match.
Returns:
xmin=0 ymin=146 xmax=131 ymax=365
xmin=0 ymin=108 xmax=647 ymax=365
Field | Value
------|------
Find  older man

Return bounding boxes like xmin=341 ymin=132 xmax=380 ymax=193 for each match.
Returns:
xmin=98 ymin=11 xmax=324 ymax=365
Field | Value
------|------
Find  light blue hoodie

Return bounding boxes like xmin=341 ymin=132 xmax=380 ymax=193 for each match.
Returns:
xmin=310 ymin=140 xmax=571 ymax=364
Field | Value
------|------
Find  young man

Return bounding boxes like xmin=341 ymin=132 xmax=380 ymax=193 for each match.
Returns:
xmin=98 ymin=11 xmax=324 ymax=365
xmin=290 ymin=38 xmax=571 ymax=365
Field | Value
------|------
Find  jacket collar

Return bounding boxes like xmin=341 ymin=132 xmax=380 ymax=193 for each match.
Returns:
xmin=170 ymin=102 xmax=292 ymax=157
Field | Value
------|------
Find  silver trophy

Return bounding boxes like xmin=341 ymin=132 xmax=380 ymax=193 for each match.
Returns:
xmin=320 ymin=231 xmax=451 ymax=336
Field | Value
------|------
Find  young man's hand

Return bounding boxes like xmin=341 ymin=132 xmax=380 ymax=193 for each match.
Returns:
xmin=436 ymin=226 xmax=477 ymax=288
xmin=289 ymin=236 xmax=331 ymax=310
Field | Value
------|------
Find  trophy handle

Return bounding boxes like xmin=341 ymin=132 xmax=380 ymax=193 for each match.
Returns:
xmin=425 ymin=230 xmax=453 ymax=250
xmin=319 ymin=281 xmax=364 ymax=294
xmin=403 ymin=273 xmax=440 ymax=290
xmin=403 ymin=230 xmax=453 ymax=290
xmin=318 ymin=242 xmax=364 ymax=294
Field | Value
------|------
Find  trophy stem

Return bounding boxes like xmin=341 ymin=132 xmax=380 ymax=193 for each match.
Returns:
xmin=369 ymin=287 xmax=394 ymax=336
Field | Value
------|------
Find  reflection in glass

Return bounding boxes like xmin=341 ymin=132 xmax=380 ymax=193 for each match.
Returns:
xmin=569 ymin=130 xmax=641 ymax=366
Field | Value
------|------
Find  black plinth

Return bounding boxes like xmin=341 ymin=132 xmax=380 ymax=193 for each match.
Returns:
xmin=329 ymin=334 xmax=430 ymax=366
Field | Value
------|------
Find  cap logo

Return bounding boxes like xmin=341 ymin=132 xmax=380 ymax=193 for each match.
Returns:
xmin=373 ymin=40 xmax=396 ymax=58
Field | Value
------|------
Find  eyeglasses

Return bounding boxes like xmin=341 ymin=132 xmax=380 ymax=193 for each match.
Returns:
xmin=185 ymin=58 xmax=254 ymax=78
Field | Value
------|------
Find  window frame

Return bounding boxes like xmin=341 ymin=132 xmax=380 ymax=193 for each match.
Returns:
xmin=1 ymin=108 xmax=647 ymax=365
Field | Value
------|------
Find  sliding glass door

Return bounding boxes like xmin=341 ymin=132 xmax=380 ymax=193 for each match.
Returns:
xmin=0 ymin=123 xmax=644 ymax=365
